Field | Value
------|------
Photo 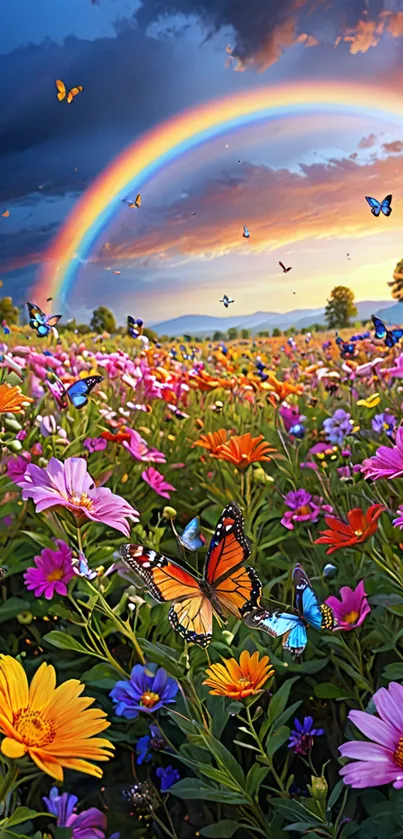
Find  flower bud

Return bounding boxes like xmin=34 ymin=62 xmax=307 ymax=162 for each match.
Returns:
xmin=310 ymin=775 xmax=328 ymax=800
xmin=4 ymin=439 xmax=22 ymax=453
xmin=17 ymin=611 xmax=33 ymax=625
xmin=163 ymin=506 xmax=177 ymax=520
xmin=3 ymin=417 xmax=22 ymax=433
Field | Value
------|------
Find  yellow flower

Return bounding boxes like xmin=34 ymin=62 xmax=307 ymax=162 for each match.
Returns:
xmin=203 ymin=650 xmax=274 ymax=700
xmin=357 ymin=393 xmax=380 ymax=409
xmin=0 ymin=656 xmax=114 ymax=780
xmin=0 ymin=383 xmax=33 ymax=414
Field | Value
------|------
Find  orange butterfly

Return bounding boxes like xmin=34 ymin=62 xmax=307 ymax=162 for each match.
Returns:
xmin=1 ymin=211 xmax=9 ymax=218
xmin=56 ymin=79 xmax=84 ymax=104
xmin=119 ymin=502 xmax=261 ymax=647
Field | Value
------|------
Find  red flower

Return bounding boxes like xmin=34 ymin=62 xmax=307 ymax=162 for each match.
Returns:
xmin=314 ymin=504 xmax=385 ymax=555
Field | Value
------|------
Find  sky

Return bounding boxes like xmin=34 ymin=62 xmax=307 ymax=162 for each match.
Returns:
xmin=2 ymin=0 xmax=403 ymax=326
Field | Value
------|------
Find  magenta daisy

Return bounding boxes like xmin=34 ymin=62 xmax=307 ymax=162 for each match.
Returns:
xmin=142 ymin=467 xmax=176 ymax=499
xmin=122 ymin=428 xmax=166 ymax=463
xmin=325 ymin=580 xmax=371 ymax=631
xmin=339 ymin=682 xmax=403 ymax=789
xmin=24 ymin=540 xmax=74 ymax=600
xmin=361 ymin=427 xmax=403 ymax=481
xmin=19 ymin=456 xmax=139 ymax=536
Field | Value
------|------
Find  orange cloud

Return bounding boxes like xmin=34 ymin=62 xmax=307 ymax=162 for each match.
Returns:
xmin=97 ymin=149 xmax=403 ymax=266
xmin=226 ymin=17 xmax=318 ymax=72
xmin=383 ymin=140 xmax=403 ymax=154
xmin=339 ymin=9 xmax=403 ymax=55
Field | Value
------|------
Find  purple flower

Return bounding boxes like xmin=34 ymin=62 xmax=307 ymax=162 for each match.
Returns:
xmin=339 ymin=681 xmax=403 ymax=789
xmin=84 ymin=437 xmax=108 ymax=453
xmin=18 ymin=456 xmax=139 ymax=536
xmin=24 ymin=539 xmax=74 ymax=600
xmin=288 ymin=716 xmax=324 ymax=755
xmin=156 ymin=765 xmax=180 ymax=792
xmin=110 ymin=663 xmax=179 ymax=719
xmin=39 ymin=415 xmax=58 ymax=436
xmin=142 ymin=467 xmax=176 ymax=499
xmin=384 ymin=353 xmax=403 ymax=379
xmin=325 ymin=580 xmax=371 ymax=631
xmin=371 ymin=412 xmax=396 ymax=438
xmin=280 ymin=489 xmax=333 ymax=531
xmin=122 ymin=428 xmax=166 ymax=463
xmin=392 ymin=504 xmax=403 ymax=530
xmin=6 ymin=452 xmax=31 ymax=484
xmin=322 ymin=409 xmax=353 ymax=445
xmin=43 ymin=786 xmax=107 ymax=839
xmin=362 ymin=427 xmax=403 ymax=481
xmin=279 ymin=403 xmax=303 ymax=433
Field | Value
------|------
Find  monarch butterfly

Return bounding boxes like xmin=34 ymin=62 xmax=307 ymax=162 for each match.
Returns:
xmin=56 ymin=79 xmax=84 ymax=103
xmin=119 ymin=502 xmax=261 ymax=647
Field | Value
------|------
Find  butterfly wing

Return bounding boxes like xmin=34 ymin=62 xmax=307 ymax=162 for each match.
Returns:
xmin=135 ymin=194 xmax=141 ymax=207
xmin=46 ymin=315 xmax=62 ymax=328
xmin=67 ymin=86 xmax=83 ymax=103
xmin=365 ymin=196 xmax=381 ymax=216
xmin=389 ymin=328 xmax=403 ymax=347
xmin=245 ymin=609 xmax=306 ymax=654
xmin=371 ymin=315 xmax=387 ymax=340
xmin=293 ymin=563 xmax=334 ymax=633
xmin=205 ymin=502 xmax=261 ymax=618
xmin=119 ymin=545 xmax=212 ymax=645
xmin=178 ymin=518 xmax=206 ymax=552
xmin=381 ymin=195 xmax=392 ymax=216
xmin=279 ymin=262 xmax=286 ymax=271
xmin=27 ymin=301 xmax=46 ymax=326
xmin=55 ymin=79 xmax=66 ymax=101
xmin=66 ymin=375 xmax=103 ymax=409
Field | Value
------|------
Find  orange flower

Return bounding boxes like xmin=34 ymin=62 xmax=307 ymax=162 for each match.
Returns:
xmin=0 ymin=383 xmax=33 ymax=414
xmin=214 ymin=432 xmax=276 ymax=470
xmin=0 ymin=656 xmax=114 ymax=781
xmin=203 ymin=651 xmax=274 ymax=700
xmin=261 ymin=374 xmax=304 ymax=405
xmin=193 ymin=429 xmax=228 ymax=454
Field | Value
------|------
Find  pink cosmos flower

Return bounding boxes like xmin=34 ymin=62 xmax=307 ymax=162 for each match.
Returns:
xmin=384 ymin=353 xmax=403 ymax=380
xmin=24 ymin=539 xmax=74 ymax=600
xmin=339 ymin=681 xmax=403 ymax=788
xmin=361 ymin=427 xmax=403 ymax=481
xmin=142 ymin=467 xmax=176 ymax=499
xmin=280 ymin=489 xmax=333 ymax=530
xmin=122 ymin=428 xmax=166 ymax=463
xmin=18 ymin=456 xmax=139 ymax=536
xmin=84 ymin=437 xmax=108 ymax=453
xmin=6 ymin=452 xmax=32 ymax=484
xmin=325 ymin=580 xmax=370 ymax=631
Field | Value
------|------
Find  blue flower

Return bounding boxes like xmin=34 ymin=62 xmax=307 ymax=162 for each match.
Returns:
xmin=156 ymin=765 xmax=180 ymax=792
xmin=322 ymin=409 xmax=352 ymax=445
xmin=43 ymin=787 xmax=107 ymax=838
xmin=372 ymin=412 xmax=396 ymax=438
xmin=136 ymin=734 xmax=152 ymax=765
xmin=110 ymin=663 xmax=179 ymax=719
xmin=288 ymin=716 xmax=324 ymax=756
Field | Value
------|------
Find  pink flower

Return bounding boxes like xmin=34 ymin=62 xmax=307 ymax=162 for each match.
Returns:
xmin=24 ymin=539 xmax=74 ymax=600
xmin=6 ymin=452 xmax=31 ymax=484
xmin=384 ymin=353 xmax=403 ymax=379
xmin=122 ymin=428 xmax=166 ymax=463
xmin=84 ymin=437 xmax=108 ymax=453
xmin=280 ymin=489 xmax=333 ymax=530
xmin=18 ymin=456 xmax=139 ymax=536
xmin=325 ymin=580 xmax=370 ymax=631
xmin=142 ymin=467 xmax=176 ymax=499
xmin=339 ymin=681 xmax=403 ymax=788
xmin=361 ymin=427 xmax=403 ymax=481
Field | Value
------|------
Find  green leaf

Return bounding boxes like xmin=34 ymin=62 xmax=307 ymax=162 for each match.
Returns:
xmin=1 ymin=808 xmax=50 ymax=827
xmin=314 ymin=683 xmax=352 ymax=699
xmin=0 ymin=598 xmax=30 ymax=624
xmin=203 ymin=734 xmax=245 ymax=788
xmin=273 ymin=700 xmax=302 ymax=731
xmin=287 ymin=658 xmax=329 ymax=675
xmin=199 ymin=820 xmax=240 ymax=837
xmin=43 ymin=631 xmax=91 ymax=655
xmin=327 ymin=778 xmax=345 ymax=811
xmin=245 ymin=765 xmax=269 ymax=796
xmin=54 ymin=829 xmax=74 ymax=839
xmin=139 ymin=639 xmax=183 ymax=678
xmin=266 ymin=725 xmax=290 ymax=758
xmin=198 ymin=766 xmax=240 ymax=789
xmin=81 ymin=663 xmax=120 ymax=689
xmin=382 ymin=663 xmax=403 ymax=681
xmin=267 ymin=677 xmax=299 ymax=725
xmin=168 ymin=779 xmax=248 ymax=804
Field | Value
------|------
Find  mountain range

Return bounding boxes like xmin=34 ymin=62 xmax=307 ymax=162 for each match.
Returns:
xmin=150 ymin=300 xmax=403 ymax=337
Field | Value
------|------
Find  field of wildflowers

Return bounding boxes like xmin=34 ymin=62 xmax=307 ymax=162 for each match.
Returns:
xmin=1 ymin=327 xmax=403 ymax=839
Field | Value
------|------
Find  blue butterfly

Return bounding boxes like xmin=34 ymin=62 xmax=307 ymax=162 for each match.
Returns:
xmin=365 ymin=194 xmax=392 ymax=217
xmin=27 ymin=302 xmax=62 ymax=337
xmin=245 ymin=564 xmax=334 ymax=656
xmin=174 ymin=517 xmax=206 ymax=552
xmin=372 ymin=315 xmax=403 ymax=348
xmin=72 ymin=554 xmax=98 ymax=581
xmin=243 ymin=226 xmax=250 ymax=238
xmin=127 ymin=316 xmax=144 ymax=339
xmin=335 ymin=334 xmax=355 ymax=358
xmin=46 ymin=375 xmax=103 ymax=410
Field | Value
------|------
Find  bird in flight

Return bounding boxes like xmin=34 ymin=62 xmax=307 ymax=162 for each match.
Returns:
xmin=220 ymin=295 xmax=234 ymax=308
xmin=279 ymin=261 xmax=292 ymax=273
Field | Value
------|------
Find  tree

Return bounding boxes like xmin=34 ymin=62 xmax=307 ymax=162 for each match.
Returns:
xmin=325 ymin=286 xmax=357 ymax=329
xmin=213 ymin=331 xmax=225 ymax=341
xmin=241 ymin=329 xmax=250 ymax=339
xmin=388 ymin=259 xmax=403 ymax=301
xmin=272 ymin=328 xmax=282 ymax=337
xmin=90 ymin=306 xmax=116 ymax=333
xmin=0 ymin=297 xmax=19 ymax=325
xmin=257 ymin=330 xmax=269 ymax=337
xmin=227 ymin=327 xmax=238 ymax=341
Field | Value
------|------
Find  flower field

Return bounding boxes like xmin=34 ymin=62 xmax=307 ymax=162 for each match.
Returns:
xmin=1 ymin=328 xmax=403 ymax=839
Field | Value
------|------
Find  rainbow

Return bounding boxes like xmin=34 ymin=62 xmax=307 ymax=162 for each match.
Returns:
xmin=34 ymin=80 xmax=403 ymax=303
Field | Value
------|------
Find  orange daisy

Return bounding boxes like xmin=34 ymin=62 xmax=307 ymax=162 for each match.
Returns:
xmin=0 ymin=383 xmax=33 ymax=414
xmin=203 ymin=651 xmax=274 ymax=700
xmin=193 ymin=428 xmax=228 ymax=454
xmin=261 ymin=374 xmax=304 ymax=405
xmin=214 ymin=432 xmax=276 ymax=470
xmin=0 ymin=656 xmax=114 ymax=780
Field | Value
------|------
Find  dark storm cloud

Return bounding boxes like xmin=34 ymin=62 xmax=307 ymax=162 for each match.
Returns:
xmin=134 ymin=0 xmax=402 ymax=69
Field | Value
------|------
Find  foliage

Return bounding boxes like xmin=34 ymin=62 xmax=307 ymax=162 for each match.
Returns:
xmin=90 ymin=306 xmax=117 ymax=333
xmin=227 ymin=327 xmax=238 ymax=340
xmin=388 ymin=258 xmax=403 ymax=301
xmin=0 ymin=296 xmax=19 ymax=325
xmin=325 ymin=286 xmax=358 ymax=329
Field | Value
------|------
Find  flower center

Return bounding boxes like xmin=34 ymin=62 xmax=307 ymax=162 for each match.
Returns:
xmin=68 ymin=492 xmax=94 ymax=511
xmin=237 ymin=677 xmax=252 ymax=687
xmin=394 ymin=737 xmax=403 ymax=769
xmin=296 ymin=505 xmax=311 ymax=516
xmin=354 ymin=529 xmax=363 ymax=537
xmin=294 ymin=734 xmax=314 ymax=756
xmin=13 ymin=708 xmax=55 ymax=747
xmin=46 ymin=569 xmax=64 ymax=582
xmin=343 ymin=610 xmax=359 ymax=625
xmin=140 ymin=691 xmax=160 ymax=709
